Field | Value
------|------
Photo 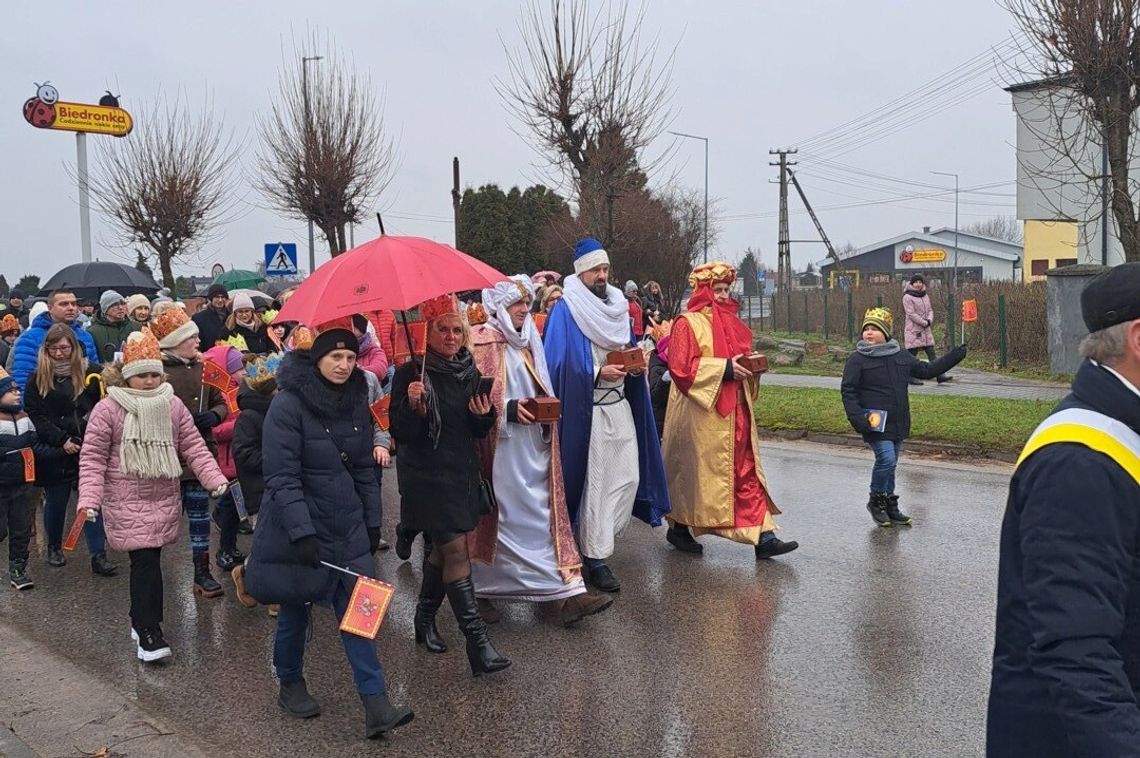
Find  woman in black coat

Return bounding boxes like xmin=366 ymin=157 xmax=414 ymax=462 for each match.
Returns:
xmin=243 ymin=330 xmax=412 ymax=739
xmin=391 ymin=307 xmax=509 ymax=677
xmin=22 ymin=323 xmax=116 ymax=576
xmin=840 ymin=307 xmax=966 ymax=527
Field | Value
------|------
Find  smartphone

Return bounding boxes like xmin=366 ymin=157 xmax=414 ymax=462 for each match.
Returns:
xmin=475 ymin=376 xmax=495 ymax=397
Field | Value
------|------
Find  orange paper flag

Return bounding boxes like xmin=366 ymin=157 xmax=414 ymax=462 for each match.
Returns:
xmin=534 ymin=313 xmax=547 ymax=335
xmin=202 ymin=360 xmax=236 ymax=394
xmin=369 ymin=395 xmax=391 ymax=432
xmin=339 ymin=576 xmax=396 ymax=639
xmin=393 ymin=322 xmax=427 ymax=364
xmin=962 ymin=299 xmax=978 ymax=323
xmin=63 ymin=511 xmax=88 ymax=552
xmin=20 ymin=448 xmax=34 ymax=483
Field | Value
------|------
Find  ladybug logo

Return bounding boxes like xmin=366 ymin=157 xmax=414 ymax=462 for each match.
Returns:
xmin=22 ymin=81 xmax=58 ymax=128
xmin=899 ymin=244 xmax=915 ymax=264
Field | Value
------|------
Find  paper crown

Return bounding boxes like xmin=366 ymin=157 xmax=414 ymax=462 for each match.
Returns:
xmin=262 ymin=309 xmax=279 ymax=325
xmin=466 ymin=302 xmax=488 ymax=326
xmin=290 ymin=325 xmax=315 ymax=351
xmin=688 ymin=262 xmax=737 ymax=288
xmin=650 ymin=319 xmax=673 ymax=343
xmin=0 ymin=314 xmax=18 ymax=334
xmin=246 ymin=351 xmax=284 ymax=389
xmin=220 ymin=333 xmax=249 ymax=352
xmin=862 ymin=307 xmax=894 ymax=338
xmin=420 ymin=293 xmax=460 ymax=322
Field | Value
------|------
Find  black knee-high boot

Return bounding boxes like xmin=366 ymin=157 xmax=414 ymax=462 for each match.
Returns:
xmin=445 ymin=575 xmax=510 ymax=677
xmin=414 ymin=558 xmax=448 ymax=653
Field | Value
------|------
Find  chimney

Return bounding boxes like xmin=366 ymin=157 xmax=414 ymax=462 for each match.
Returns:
xmin=923 ymin=226 xmax=931 ymax=234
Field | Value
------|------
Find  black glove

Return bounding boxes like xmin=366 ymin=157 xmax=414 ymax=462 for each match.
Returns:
xmin=293 ymin=535 xmax=321 ymax=568
xmin=193 ymin=410 xmax=220 ymax=430
xmin=367 ymin=527 xmax=382 ymax=555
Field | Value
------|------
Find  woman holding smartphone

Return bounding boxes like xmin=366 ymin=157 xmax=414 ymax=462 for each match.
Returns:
xmin=390 ymin=294 xmax=509 ymax=677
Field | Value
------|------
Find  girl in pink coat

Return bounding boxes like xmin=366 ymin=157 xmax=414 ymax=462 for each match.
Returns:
xmin=78 ymin=329 xmax=228 ymax=663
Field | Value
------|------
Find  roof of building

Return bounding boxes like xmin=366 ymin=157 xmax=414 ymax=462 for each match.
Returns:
xmin=1004 ymin=74 xmax=1076 ymax=94
xmin=842 ymin=231 xmax=1021 ymax=263
xmin=926 ymin=227 xmax=1023 ymax=250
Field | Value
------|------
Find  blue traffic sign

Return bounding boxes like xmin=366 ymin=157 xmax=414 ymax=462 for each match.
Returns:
xmin=265 ymin=243 xmax=298 ymax=276
xmin=757 ymin=270 xmax=766 ymax=281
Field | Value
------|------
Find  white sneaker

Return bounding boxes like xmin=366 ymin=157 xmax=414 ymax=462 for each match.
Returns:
xmin=132 ymin=626 xmax=172 ymax=662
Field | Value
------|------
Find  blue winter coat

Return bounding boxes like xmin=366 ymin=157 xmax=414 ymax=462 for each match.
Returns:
xmin=987 ymin=360 xmax=1140 ymax=757
xmin=9 ymin=312 xmax=98 ymax=393
xmin=243 ymin=350 xmax=380 ymax=606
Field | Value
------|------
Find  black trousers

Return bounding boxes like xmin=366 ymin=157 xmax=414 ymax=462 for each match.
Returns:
xmin=0 ymin=484 xmax=33 ymax=563
xmin=129 ymin=547 xmax=164 ymax=629
xmin=908 ymin=345 xmax=937 ymax=362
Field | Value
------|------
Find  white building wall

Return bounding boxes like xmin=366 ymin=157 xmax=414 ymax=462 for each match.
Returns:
xmin=891 ymin=239 xmax=1017 ymax=281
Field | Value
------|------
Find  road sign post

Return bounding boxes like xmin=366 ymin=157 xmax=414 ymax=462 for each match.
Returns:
xmin=265 ymin=243 xmax=299 ymax=277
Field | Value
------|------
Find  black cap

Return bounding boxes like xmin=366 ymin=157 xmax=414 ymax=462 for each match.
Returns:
xmin=207 ymin=284 xmax=228 ymax=299
xmin=909 ymin=274 xmax=925 ymax=285
xmin=311 ymin=328 xmax=359 ymax=362
xmin=9 ymin=289 xmax=25 ymax=300
xmin=1081 ymin=262 xmax=1140 ymax=332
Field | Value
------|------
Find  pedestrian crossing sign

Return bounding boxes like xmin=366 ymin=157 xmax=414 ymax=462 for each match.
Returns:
xmin=264 ymin=243 xmax=298 ymax=276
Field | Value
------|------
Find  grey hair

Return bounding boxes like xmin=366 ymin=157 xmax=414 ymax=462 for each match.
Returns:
xmin=1079 ymin=321 xmax=1131 ymax=365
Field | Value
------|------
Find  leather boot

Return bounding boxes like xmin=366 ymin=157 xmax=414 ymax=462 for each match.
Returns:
xmin=866 ymin=493 xmax=892 ymax=528
xmin=90 ymin=551 xmax=118 ymax=577
xmin=361 ymin=693 xmax=414 ymax=738
xmin=884 ymin=494 xmax=913 ymax=526
xmin=560 ymin=592 xmax=613 ymax=627
xmin=278 ymin=678 xmax=320 ymax=718
xmin=192 ymin=553 xmax=224 ymax=598
xmin=445 ymin=575 xmax=510 ymax=677
xmin=414 ymin=558 xmax=448 ymax=653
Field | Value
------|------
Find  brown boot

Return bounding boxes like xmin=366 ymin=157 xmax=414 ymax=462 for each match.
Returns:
xmin=477 ymin=598 xmax=500 ymax=624
xmin=560 ymin=592 xmax=613 ymax=627
xmin=231 ymin=565 xmax=258 ymax=608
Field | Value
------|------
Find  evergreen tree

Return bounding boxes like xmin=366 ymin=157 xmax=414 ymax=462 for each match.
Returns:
xmin=15 ymin=275 xmax=40 ymax=295
xmin=0 ymin=275 xmax=9 ymax=298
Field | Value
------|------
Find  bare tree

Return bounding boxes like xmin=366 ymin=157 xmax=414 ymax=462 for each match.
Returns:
xmin=90 ymin=99 xmax=239 ymax=289
xmin=1004 ymin=0 xmax=1140 ymax=262
xmin=964 ymin=215 xmax=1024 ymax=243
xmin=257 ymin=34 xmax=398 ymax=257
xmin=500 ymin=0 xmax=675 ymax=238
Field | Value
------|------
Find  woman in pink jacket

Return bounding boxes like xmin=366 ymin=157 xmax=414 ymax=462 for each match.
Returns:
xmin=901 ymin=274 xmax=952 ymax=385
xmin=78 ymin=329 xmax=228 ymax=663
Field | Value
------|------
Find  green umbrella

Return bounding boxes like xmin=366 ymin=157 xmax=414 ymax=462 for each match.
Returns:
xmin=213 ymin=269 xmax=266 ymax=291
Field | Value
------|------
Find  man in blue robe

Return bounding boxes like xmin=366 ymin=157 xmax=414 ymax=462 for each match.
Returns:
xmin=543 ymin=238 xmax=670 ymax=592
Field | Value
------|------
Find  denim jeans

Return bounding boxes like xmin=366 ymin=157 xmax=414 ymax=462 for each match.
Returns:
xmin=273 ymin=580 xmax=386 ymax=696
xmin=43 ymin=483 xmax=107 ymax=554
xmin=868 ymin=439 xmax=902 ymax=495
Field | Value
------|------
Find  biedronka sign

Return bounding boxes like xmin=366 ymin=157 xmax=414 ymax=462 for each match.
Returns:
xmin=22 ymin=82 xmax=133 ymax=137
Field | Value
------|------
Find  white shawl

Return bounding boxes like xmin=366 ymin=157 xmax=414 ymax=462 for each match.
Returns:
xmin=560 ymin=274 xmax=631 ymax=351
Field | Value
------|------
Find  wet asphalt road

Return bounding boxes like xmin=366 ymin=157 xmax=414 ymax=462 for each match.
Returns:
xmin=0 ymin=440 xmax=1010 ymax=757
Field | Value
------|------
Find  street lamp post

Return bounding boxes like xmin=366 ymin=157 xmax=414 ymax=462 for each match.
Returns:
xmin=931 ymin=170 xmax=959 ymax=290
xmin=670 ymin=131 xmax=709 ymax=264
xmin=302 ymin=55 xmax=323 ymax=274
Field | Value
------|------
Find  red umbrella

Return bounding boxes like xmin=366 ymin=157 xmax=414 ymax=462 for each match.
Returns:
xmin=275 ymin=235 xmax=507 ymax=327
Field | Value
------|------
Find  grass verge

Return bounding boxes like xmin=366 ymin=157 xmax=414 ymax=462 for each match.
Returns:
xmin=754 ymin=385 xmax=1055 ymax=452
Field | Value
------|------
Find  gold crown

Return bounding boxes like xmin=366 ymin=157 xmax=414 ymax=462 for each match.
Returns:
xmin=123 ymin=327 xmax=162 ymax=365
xmin=466 ymin=302 xmax=487 ymax=325
xmin=688 ymin=262 xmax=737 ymax=288
xmin=221 ymin=333 xmax=249 ymax=352
xmin=247 ymin=351 xmax=284 ymax=389
xmin=290 ymin=326 xmax=314 ymax=350
xmin=0 ymin=314 xmax=18 ymax=334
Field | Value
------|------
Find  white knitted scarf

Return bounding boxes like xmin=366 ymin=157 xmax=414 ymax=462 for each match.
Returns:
xmin=106 ymin=383 xmax=182 ymax=479
xmin=561 ymin=274 xmax=631 ymax=351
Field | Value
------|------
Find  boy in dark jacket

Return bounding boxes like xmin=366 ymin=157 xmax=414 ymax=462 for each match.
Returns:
xmin=0 ymin=368 xmax=62 ymax=590
xmin=840 ymin=307 xmax=966 ymax=527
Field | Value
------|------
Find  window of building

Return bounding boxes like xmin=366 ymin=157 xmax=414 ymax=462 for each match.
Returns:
xmin=1055 ymin=258 xmax=1077 ymax=268
xmin=1031 ymin=259 xmax=1049 ymax=276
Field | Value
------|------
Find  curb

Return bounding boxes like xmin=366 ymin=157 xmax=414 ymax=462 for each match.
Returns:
xmin=758 ymin=428 xmax=1019 ymax=464
xmin=0 ymin=726 xmax=40 ymax=758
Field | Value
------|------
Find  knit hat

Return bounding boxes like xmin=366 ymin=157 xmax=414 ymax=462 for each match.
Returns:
xmin=311 ymin=328 xmax=359 ymax=362
xmin=232 ymin=292 xmax=254 ymax=312
xmin=624 ymin=280 xmax=638 ymax=294
xmin=246 ymin=352 xmax=284 ymax=392
xmin=121 ymin=328 xmax=164 ymax=379
xmin=150 ymin=295 xmax=173 ymax=310
xmin=150 ymin=304 xmax=199 ymax=349
xmin=99 ymin=290 xmax=126 ymax=314
xmin=909 ymin=274 xmax=926 ymax=285
xmin=205 ymin=344 xmax=245 ymax=375
xmin=0 ymin=314 xmax=18 ymax=335
xmin=1081 ymin=262 xmax=1140 ymax=333
xmin=126 ymin=293 xmax=150 ymax=315
xmin=9 ymin=289 xmax=26 ymax=301
xmin=862 ymin=307 xmax=894 ymax=339
xmin=574 ymin=238 xmax=609 ymax=275
xmin=0 ymin=367 xmax=15 ymax=398
xmin=207 ymin=284 xmax=228 ymax=300
xmin=28 ymin=301 xmax=48 ymax=323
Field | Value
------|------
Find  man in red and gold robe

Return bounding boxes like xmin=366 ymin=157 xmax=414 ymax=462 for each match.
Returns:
xmin=661 ymin=262 xmax=799 ymax=559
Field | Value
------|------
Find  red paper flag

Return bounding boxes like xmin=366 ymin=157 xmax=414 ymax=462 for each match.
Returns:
xmin=20 ymin=448 xmax=34 ymax=483
xmin=369 ymin=395 xmax=391 ymax=431
xmin=962 ymin=299 xmax=978 ymax=323
xmin=534 ymin=313 xmax=547 ymax=335
xmin=63 ymin=511 xmax=88 ymax=552
xmin=339 ymin=576 xmax=396 ymax=639
xmin=202 ymin=360 xmax=236 ymax=395
xmin=393 ymin=322 xmax=427 ymax=364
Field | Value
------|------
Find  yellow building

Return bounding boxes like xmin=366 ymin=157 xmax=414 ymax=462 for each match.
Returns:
xmin=1022 ymin=220 xmax=1079 ymax=282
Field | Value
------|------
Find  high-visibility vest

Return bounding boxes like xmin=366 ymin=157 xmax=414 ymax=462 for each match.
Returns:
xmin=1017 ymin=407 xmax=1140 ymax=486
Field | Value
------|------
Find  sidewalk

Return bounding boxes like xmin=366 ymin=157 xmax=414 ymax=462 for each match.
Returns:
xmin=764 ymin=366 xmax=1068 ymax=402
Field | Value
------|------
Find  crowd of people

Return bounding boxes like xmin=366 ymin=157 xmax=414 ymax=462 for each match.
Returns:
xmin=0 ymin=241 xmax=981 ymax=742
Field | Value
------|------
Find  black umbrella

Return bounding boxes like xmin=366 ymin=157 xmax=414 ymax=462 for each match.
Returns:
xmin=37 ymin=261 xmax=162 ymax=301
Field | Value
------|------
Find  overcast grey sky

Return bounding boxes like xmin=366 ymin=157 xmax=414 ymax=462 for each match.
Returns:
xmin=2 ymin=0 xmax=1018 ymax=285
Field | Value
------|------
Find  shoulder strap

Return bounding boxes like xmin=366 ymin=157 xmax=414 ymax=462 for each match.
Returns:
xmin=1017 ymin=407 xmax=1140 ymax=486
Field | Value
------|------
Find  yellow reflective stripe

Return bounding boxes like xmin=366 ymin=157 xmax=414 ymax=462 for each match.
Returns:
xmin=1017 ymin=423 xmax=1140 ymax=486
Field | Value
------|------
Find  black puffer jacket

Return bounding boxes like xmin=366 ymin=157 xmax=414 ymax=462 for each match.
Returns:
xmin=226 ymin=322 xmax=273 ymax=355
xmin=243 ymin=350 xmax=379 ymax=606
xmin=840 ymin=342 xmax=966 ymax=442
xmin=391 ymin=354 xmax=495 ymax=535
xmin=0 ymin=408 xmax=62 ymax=486
xmin=231 ymin=383 xmax=271 ymax=516
xmin=23 ymin=368 xmax=104 ymax=485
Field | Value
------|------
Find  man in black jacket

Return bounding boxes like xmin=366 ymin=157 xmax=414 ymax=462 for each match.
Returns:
xmin=988 ymin=263 xmax=1140 ymax=758
xmin=192 ymin=284 xmax=230 ymax=351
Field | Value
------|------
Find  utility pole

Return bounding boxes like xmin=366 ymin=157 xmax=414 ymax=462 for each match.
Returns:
xmin=452 ymin=157 xmax=461 ymax=248
xmin=770 ymin=148 xmax=797 ymax=292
